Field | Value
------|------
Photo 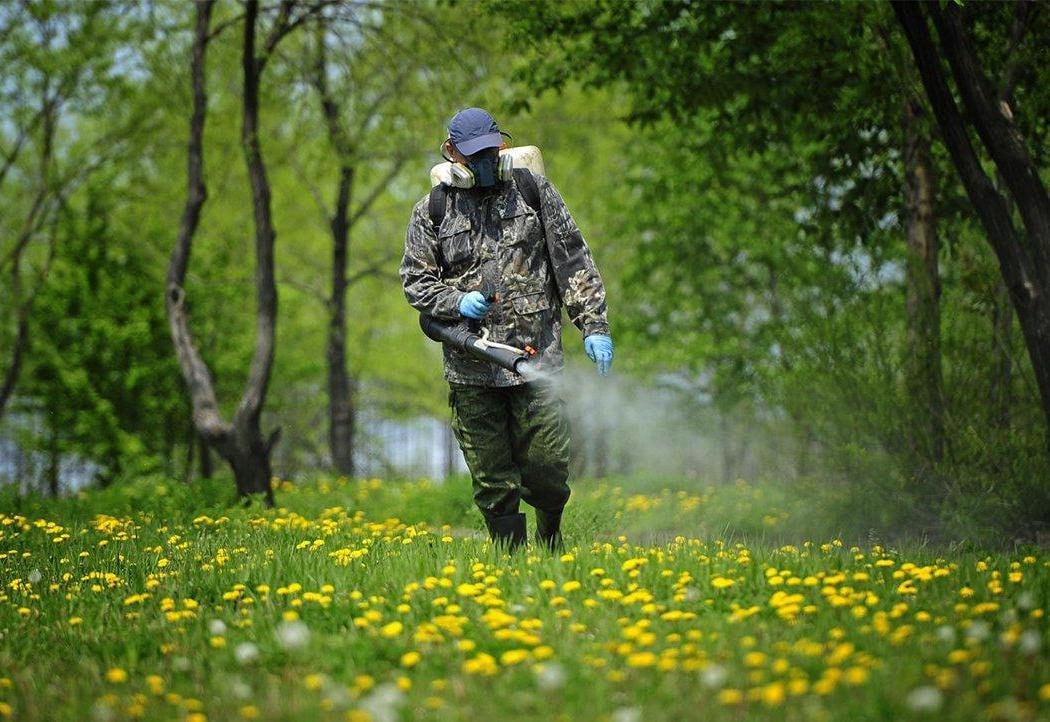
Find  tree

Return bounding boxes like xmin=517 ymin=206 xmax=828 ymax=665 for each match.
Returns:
xmin=306 ymin=12 xmax=408 ymax=477
xmin=0 ymin=0 xmax=141 ymax=421
xmin=166 ymin=0 xmax=327 ymax=505
xmin=22 ymin=182 xmax=185 ymax=490
xmin=892 ymin=1 xmax=1050 ymax=447
xmin=493 ymin=0 xmax=954 ymax=465
xmin=300 ymin=2 xmax=484 ymax=477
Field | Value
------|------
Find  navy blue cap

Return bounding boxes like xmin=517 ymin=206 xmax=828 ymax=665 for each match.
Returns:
xmin=448 ymin=107 xmax=503 ymax=156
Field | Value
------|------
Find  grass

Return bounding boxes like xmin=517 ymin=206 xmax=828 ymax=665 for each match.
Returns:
xmin=1 ymin=473 xmax=1048 ymax=721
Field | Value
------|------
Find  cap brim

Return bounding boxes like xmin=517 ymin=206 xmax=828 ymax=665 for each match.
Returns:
xmin=455 ymin=132 xmax=503 ymax=156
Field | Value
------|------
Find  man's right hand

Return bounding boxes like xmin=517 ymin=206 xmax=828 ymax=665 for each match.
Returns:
xmin=459 ymin=291 xmax=491 ymax=320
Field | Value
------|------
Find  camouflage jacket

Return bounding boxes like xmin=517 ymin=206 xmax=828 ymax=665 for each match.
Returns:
xmin=399 ymin=170 xmax=609 ymax=387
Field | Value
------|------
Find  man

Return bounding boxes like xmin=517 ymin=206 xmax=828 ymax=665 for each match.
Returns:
xmin=399 ymin=107 xmax=613 ymax=551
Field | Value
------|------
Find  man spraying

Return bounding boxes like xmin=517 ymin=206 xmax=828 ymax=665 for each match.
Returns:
xmin=399 ymin=107 xmax=613 ymax=551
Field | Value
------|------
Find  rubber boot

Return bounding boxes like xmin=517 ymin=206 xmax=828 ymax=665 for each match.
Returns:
xmin=535 ymin=508 xmax=564 ymax=552
xmin=484 ymin=512 xmax=527 ymax=552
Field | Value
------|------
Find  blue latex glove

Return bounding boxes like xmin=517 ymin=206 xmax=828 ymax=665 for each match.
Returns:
xmin=584 ymin=334 xmax=614 ymax=376
xmin=458 ymin=291 xmax=491 ymax=320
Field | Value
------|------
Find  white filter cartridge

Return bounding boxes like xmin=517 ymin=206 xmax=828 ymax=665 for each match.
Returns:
xmin=430 ymin=145 xmax=546 ymax=187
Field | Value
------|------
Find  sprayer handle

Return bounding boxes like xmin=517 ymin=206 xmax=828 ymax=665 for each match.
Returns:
xmin=480 ymin=280 xmax=501 ymax=304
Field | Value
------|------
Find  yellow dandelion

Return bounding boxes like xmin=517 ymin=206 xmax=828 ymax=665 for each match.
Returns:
xmin=718 ymin=689 xmax=743 ymax=705
xmin=500 ymin=649 xmax=530 ymax=666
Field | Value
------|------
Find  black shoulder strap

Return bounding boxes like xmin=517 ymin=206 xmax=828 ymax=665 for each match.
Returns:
xmin=513 ymin=167 xmax=541 ymax=216
xmin=428 ymin=184 xmax=447 ymax=232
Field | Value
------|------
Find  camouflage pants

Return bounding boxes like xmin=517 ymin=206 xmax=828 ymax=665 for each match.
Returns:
xmin=448 ymin=380 xmax=572 ymax=519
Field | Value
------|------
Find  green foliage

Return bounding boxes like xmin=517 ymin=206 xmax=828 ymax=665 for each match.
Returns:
xmin=18 ymin=181 xmax=185 ymax=483
xmin=1 ymin=0 xmax=1047 ymax=544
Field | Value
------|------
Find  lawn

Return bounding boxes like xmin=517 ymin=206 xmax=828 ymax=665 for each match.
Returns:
xmin=1 ymin=475 xmax=1047 ymax=721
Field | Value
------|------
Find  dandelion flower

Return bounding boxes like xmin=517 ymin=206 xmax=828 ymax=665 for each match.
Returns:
xmin=534 ymin=662 xmax=566 ymax=691
xmin=906 ymin=686 xmax=943 ymax=713
xmin=234 ymin=643 xmax=259 ymax=665
xmin=275 ymin=619 xmax=310 ymax=650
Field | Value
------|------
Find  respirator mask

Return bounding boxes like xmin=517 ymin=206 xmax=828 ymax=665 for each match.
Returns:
xmin=441 ymin=134 xmax=514 ymax=189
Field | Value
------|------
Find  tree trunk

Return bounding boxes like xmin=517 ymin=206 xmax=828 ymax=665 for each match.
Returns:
xmin=311 ymin=25 xmax=357 ymax=478
xmin=166 ymin=0 xmax=310 ymax=508
xmin=328 ymin=359 xmax=356 ymax=476
xmin=46 ymin=420 xmax=59 ymax=498
xmin=232 ymin=0 xmax=282 ymax=503
xmin=307 ymin=19 xmax=411 ymax=477
xmin=199 ymin=432 xmax=214 ymax=479
xmin=990 ymin=171 xmax=1017 ymax=431
xmin=0 ymin=315 xmax=28 ymax=420
xmin=893 ymin=1 xmax=1050 ymax=449
xmin=987 ymin=0 xmax=1028 ymax=432
xmin=719 ymin=410 xmax=734 ymax=484
xmin=444 ymin=421 xmax=457 ymax=479
xmin=326 ymin=161 xmax=356 ymax=477
xmin=902 ymin=93 xmax=944 ymax=465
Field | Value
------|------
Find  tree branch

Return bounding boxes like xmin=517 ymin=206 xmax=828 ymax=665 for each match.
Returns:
xmin=347 ymin=157 xmax=407 ymax=231
xmin=258 ymin=0 xmax=336 ymax=73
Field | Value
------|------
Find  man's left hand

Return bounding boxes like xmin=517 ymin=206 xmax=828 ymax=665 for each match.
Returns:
xmin=584 ymin=334 xmax=614 ymax=376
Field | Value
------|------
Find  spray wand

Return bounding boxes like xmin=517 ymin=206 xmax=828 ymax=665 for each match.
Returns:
xmin=419 ymin=282 xmax=537 ymax=376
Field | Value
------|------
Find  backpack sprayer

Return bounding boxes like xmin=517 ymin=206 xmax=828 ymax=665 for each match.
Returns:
xmin=420 ymin=147 xmax=545 ymax=377
xmin=418 ymin=286 xmax=538 ymax=375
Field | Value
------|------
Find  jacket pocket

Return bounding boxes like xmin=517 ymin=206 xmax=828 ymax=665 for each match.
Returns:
xmin=507 ymin=290 xmax=551 ymax=315
xmin=500 ymin=207 xmax=542 ymax=247
xmin=438 ymin=216 xmax=474 ymax=272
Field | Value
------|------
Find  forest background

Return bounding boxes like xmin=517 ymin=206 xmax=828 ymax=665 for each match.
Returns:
xmin=1 ymin=0 xmax=1049 ymax=545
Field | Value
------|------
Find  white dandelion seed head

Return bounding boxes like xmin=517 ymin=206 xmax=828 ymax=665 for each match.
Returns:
xmin=172 ymin=656 xmax=191 ymax=672
xmin=231 ymin=678 xmax=253 ymax=700
xmin=1018 ymin=629 xmax=1041 ymax=655
xmin=359 ymin=683 xmax=405 ymax=722
xmin=1016 ymin=591 xmax=1036 ymax=611
xmin=91 ymin=700 xmax=115 ymax=722
xmin=208 ymin=619 xmax=227 ymax=636
xmin=534 ymin=662 xmax=566 ymax=691
xmin=966 ymin=620 xmax=990 ymax=642
xmin=936 ymin=625 xmax=956 ymax=644
xmin=906 ymin=686 xmax=943 ymax=713
xmin=509 ymin=603 xmax=527 ymax=614
xmin=28 ymin=569 xmax=42 ymax=584
xmin=326 ymin=684 xmax=350 ymax=709
xmin=701 ymin=663 xmax=728 ymax=689
xmin=234 ymin=642 xmax=259 ymax=664
xmin=611 ymin=706 xmax=642 ymax=722
xmin=275 ymin=619 xmax=310 ymax=650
